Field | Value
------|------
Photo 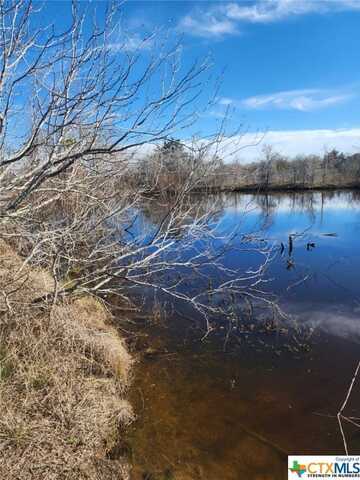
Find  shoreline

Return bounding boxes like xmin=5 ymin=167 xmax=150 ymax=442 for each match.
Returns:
xmin=143 ymin=184 xmax=360 ymax=198
xmin=193 ymin=183 xmax=360 ymax=195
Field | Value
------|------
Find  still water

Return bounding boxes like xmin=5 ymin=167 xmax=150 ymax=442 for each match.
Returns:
xmin=127 ymin=190 xmax=360 ymax=480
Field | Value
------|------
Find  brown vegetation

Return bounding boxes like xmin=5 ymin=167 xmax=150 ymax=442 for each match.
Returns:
xmin=136 ymin=142 xmax=360 ymax=194
xmin=206 ymin=147 xmax=360 ymax=192
xmin=0 ymin=240 xmax=133 ymax=480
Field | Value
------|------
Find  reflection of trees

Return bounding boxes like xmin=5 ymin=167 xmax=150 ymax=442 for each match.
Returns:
xmin=350 ymin=190 xmax=360 ymax=204
xmin=140 ymin=193 xmax=225 ymax=240
xmin=254 ymin=190 xmax=360 ymax=222
xmin=254 ymin=194 xmax=277 ymax=212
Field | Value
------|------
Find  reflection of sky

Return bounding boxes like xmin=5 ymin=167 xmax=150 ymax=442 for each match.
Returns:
xmin=135 ymin=191 xmax=360 ymax=343
xmin=284 ymin=301 xmax=360 ymax=344
xmin=217 ymin=191 xmax=360 ymax=342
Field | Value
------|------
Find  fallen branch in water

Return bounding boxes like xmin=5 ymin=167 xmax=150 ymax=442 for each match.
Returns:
xmin=337 ymin=360 xmax=360 ymax=455
xmin=286 ymin=274 xmax=311 ymax=292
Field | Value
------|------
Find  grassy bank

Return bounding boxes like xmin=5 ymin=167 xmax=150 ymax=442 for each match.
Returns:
xmin=0 ymin=240 xmax=134 ymax=479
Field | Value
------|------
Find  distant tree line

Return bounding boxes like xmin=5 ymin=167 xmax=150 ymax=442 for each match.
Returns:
xmin=210 ymin=146 xmax=360 ymax=191
xmin=137 ymin=142 xmax=360 ymax=192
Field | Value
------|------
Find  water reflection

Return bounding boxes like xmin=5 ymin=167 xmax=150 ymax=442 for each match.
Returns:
xmin=127 ymin=190 xmax=360 ymax=480
xmin=217 ymin=190 xmax=360 ymax=323
xmin=219 ymin=190 xmax=360 ymax=215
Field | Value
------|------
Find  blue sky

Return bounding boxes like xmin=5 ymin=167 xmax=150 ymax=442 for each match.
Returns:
xmin=44 ymin=1 xmax=360 ymax=161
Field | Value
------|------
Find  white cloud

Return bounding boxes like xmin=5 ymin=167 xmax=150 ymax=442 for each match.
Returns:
xmin=178 ymin=0 xmax=360 ymax=38
xmin=240 ymin=88 xmax=352 ymax=112
xmin=178 ymin=12 xmax=238 ymax=39
xmin=227 ymin=128 xmax=360 ymax=162
xmin=224 ymin=0 xmax=330 ymax=24
xmin=219 ymin=97 xmax=235 ymax=106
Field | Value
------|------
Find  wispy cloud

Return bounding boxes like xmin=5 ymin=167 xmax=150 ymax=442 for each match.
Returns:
xmin=224 ymin=1 xmax=330 ymax=24
xmin=207 ymin=88 xmax=351 ymax=121
xmin=178 ymin=11 xmax=238 ymax=39
xmin=239 ymin=88 xmax=352 ymax=111
xmin=178 ymin=0 xmax=360 ymax=38
xmin=224 ymin=127 xmax=360 ymax=162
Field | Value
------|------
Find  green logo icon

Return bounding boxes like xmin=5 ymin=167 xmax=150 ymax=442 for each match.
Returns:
xmin=289 ymin=460 xmax=306 ymax=478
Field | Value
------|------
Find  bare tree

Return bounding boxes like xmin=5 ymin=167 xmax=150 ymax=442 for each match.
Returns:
xmin=256 ymin=144 xmax=279 ymax=189
xmin=0 ymin=0 xmax=214 ymax=215
xmin=0 ymin=0 xmax=282 ymax=340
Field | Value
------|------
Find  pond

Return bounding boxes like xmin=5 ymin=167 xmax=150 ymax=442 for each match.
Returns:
xmin=125 ymin=190 xmax=360 ymax=480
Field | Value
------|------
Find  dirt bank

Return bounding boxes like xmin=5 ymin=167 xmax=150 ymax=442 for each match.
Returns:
xmin=0 ymin=240 xmax=134 ymax=479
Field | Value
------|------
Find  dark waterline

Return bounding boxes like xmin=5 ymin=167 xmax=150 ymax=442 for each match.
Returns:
xmin=126 ymin=190 xmax=360 ymax=480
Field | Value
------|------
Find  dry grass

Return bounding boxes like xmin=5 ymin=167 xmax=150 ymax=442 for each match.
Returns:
xmin=0 ymin=240 xmax=134 ymax=479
